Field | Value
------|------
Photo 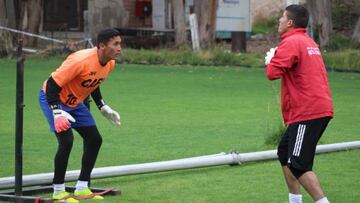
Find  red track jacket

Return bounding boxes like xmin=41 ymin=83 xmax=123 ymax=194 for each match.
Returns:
xmin=266 ymin=28 xmax=334 ymax=125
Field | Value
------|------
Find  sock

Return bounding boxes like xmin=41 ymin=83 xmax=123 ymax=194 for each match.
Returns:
xmin=289 ymin=193 xmax=302 ymax=203
xmin=75 ymin=180 xmax=88 ymax=192
xmin=316 ymin=197 xmax=329 ymax=203
xmin=53 ymin=183 xmax=65 ymax=195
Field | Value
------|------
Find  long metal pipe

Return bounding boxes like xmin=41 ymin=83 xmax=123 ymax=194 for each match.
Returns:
xmin=0 ymin=141 xmax=359 ymax=190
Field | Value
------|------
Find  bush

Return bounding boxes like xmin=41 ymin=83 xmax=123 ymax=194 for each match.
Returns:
xmin=323 ymin=49 xmax=360 ymax=72
xmin=252 ymin=16 xmax=278 ymax=34
xmin=120 ymin=47 xmax=360 ymax=73
xmin=332 ymin=0 xmax=359 ymax=32
xmin=120 ymin=47 xmax=264 ymax=67
xmin=264 ymin=122 xmax=286 ymax=146
xmin=24 ymin=43 xmax=359 ymax=73
xmin=326 ymin=33 xmax=352 ymax=51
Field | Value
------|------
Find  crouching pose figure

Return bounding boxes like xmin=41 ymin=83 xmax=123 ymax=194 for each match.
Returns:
xmin=39 ymin=28 xmax=122 ymax=202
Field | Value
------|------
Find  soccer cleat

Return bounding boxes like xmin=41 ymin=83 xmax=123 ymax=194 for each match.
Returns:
xmin=52 ymin=191 xmax=79 ymax=203
xmin=74 ymin=188 xmax=104 ymax=200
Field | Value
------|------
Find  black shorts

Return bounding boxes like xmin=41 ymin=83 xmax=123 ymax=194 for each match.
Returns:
xmin=277 ymin=117 xmax=331 ymax=171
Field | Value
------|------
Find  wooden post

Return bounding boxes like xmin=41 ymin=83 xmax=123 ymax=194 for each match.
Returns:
xmin=231 ymin=31 xmax=246 ymax=53
xmin=189 ymin=13 xmax=200 ymax=52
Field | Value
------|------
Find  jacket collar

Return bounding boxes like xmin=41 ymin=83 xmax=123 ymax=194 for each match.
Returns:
xmin=281 ymin=28 xmax=306 ymax=40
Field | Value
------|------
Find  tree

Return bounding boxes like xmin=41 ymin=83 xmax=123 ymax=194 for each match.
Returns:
xmin=172 ymin=0 xmax=187 ymax=47
xmin=0 ymin=0 xmax=16 ymax=57
xmin=352 ymin=17 xmax=360 ymax=46
xmin=19 ymin=0 xmax=42 ymax=47
xmin=193 ymin=0 xmax=218 ymax=49
xmin=306 ymin=0 xmax=332 ymax=48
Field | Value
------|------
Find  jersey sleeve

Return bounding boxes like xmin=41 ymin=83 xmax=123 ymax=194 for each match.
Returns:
xmin=91 ymin=86 xmax=105 ymax=109
xmin=51 ymin=55 xmax=85 ymax=87
xmin=266 ymin=39 xmax=299 ymax=80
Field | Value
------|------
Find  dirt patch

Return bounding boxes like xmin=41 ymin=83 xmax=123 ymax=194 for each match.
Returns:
xmin=247 ymin=32 xmax=280 ymax=54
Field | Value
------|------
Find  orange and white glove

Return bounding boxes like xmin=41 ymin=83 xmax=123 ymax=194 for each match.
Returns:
xmin=100 ymin=105 xmax=121 ymax=127
xmin=53 ymin=109 xmax=76 ymax=133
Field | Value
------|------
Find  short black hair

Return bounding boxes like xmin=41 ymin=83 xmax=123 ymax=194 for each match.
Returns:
xmin=96 ymin=28 xmax=121 ymax=48
xmin=285 ymin=4 xmax=309 ymax=28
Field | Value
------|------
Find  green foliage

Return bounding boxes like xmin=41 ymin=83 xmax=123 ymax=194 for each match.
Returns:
xmin=265 ymin=122 xmax=286 ymax=146
xmin=120 ymin=48 xmax=205 ymax=65
xmin=211 ymin=48 xmax=263 ymax=67
xmin=119 ymin=47 xmax=360 ymax=72
xmin=21 ymin=44 xmax=360 ymax=73
xmin=120 ymin=47 xmax=263 ymax=67
xmin=252 ymin=17 xmax=278 ymax=34
xmin=326 ymin=33 xmax=353 ymax=51
xmin=263 ymin=82 xmax=286 ymax=146
xmin=332 ymin=0 xmax=359 ymax=31
xmin=311 ymin=1 xmax=359 ymax=51
xmin=323 ymin=49 xmax=360 ymax=72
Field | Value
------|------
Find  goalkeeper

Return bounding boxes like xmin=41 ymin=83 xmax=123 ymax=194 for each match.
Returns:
xmin=39 ymin=28 xmax=121 ymax=202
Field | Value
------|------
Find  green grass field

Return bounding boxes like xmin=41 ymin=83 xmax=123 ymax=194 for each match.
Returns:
xmin=0 ymin=58 xmax=359 ymax=202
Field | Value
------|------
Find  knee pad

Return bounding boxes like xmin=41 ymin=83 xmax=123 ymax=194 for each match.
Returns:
xmin=289 ymin=165 xmax=309 ymax=179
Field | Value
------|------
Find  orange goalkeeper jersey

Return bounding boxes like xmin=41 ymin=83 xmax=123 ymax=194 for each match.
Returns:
xmin=43 ymin=47 xmax=115 ymax=107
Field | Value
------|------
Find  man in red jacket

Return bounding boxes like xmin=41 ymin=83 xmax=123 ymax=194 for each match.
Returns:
xmin=265 ymin=5 xmax=333 ymax=203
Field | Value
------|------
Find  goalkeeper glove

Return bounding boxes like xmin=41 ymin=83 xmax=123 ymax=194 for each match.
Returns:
xmin=53 ymin=108 xmax=76 ymax=133
xmin=100 ymin=105 xmax=121 ymax=127
xmin=265 ymin=47 xmax=277 ymax=65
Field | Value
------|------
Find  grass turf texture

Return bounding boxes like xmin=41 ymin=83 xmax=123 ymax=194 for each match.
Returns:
xmin=120 ymin=48 xmax=360 ymax=72
xmin=0 ymin=58 xmax=359 ymax=202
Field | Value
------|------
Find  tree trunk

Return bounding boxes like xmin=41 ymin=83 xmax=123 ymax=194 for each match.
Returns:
xmin=20 ymin=0 xmax=42 ymax=47
xmin=352 ymin=17 xmax=360 ymax=46
xmin=172 ymin=0 xmax=187 ymax=47
xmin=165 ymin=0 xmax=171 ymax=29
xmin=306 ymin=0 xmax=332 ymax=48
xmin=0 ymin=0 xmax=16 ymax=57
xmin=193 ymin=0 xmax=218 ymax=49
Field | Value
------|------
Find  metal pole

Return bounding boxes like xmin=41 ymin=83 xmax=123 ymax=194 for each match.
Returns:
xmin=1 ymin=141 xmax=359 ymax=190
xmin=15 ymin=39 xmax=25 ymax=196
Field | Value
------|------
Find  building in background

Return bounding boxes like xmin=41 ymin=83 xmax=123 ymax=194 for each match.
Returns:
xmin=0 ymin=0 xmax=303 ymax=47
